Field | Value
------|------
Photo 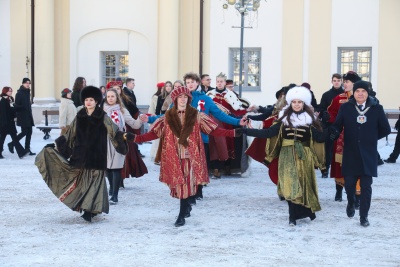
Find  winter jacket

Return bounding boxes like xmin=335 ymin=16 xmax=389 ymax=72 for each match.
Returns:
xmin=0 ymin=96 xmax=18 ymax=134
xmin=71 ymin=90 xmax=82 ymax=107
xmin=332 ymin=97 xmax=391 ymax=177
xmin=14 ymin=86 xmax=34 ymax=127
xmin=59 ymin=98 xmax=77 ymax=128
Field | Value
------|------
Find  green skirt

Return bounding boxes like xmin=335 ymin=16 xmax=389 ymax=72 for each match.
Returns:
xmin=277 ymin=141 xmax=321 ymax=213
xmin=35 ymin=147 xmax=109 ymax=214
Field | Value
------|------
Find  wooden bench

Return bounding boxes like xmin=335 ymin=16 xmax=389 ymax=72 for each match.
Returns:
xmin=385 ymin=111 xmax=399 ymax=145
xmin=36 ymin=110 xmax=60 ymax=140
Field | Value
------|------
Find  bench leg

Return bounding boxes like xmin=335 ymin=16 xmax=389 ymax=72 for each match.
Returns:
xmin=41 ymin=129 xmax=52 ymax=140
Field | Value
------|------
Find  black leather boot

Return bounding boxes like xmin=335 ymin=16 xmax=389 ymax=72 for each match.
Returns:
xmin=346 ymin=203 xmax=355 ymax=218
xmin=360 ymin=216 xmax=370 ymax=227
xmin=288 ymin=201 xmax=296 ymax=226
xmin=187 ymin=195 xmax=196 ymax=206
xmin=175 ymin=199 xmax=187 ymax=227
xmin=195 ymin=185 xmax=203 ymax=200
xmin=0 ymin=151 xmax=3 ymax=159
xmin=335 ymin=184 xmax=343 ymax=202
xmin=81 ymin=211 xmax=92 ymax=222
xmin=355 ymin=195 xmax=360 ymax=210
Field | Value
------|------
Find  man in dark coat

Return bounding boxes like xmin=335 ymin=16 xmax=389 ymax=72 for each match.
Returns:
xmin=122 ymin=77 xmax=144 ymax=157
xmin=10 ymin=78 xmax=36 ymax=155
xmin=200 ymin=74 xmax=215 ymax=93
xmin=331 ymin=80 xmax=391 ymax=227
xmin=318 ymin=73 xmax=343 ymax=178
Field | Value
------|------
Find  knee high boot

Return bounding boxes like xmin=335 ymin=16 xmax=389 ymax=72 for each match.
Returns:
xmin=111 ymin=169 xmax=121 ymax=204
xmin=288 ymin=201 xmax=296 ymax=226
xmin=175 ymin=199 xmax=188 ymax=227
xmin=335 ymin=184 xmax=343 ymax=202
xmin=106 ymin=170 xmax=113 ymax=196
xmin=195 ymin=185 xmax=203 ymax=200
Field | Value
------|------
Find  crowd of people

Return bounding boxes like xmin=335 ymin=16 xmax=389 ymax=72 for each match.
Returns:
xmin=1 ymin=71 xmax=398 ymax=228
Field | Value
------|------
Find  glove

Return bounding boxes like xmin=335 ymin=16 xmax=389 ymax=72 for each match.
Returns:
xmin=125 ymin=132 xmax=136 ymax=142
xmin=395 ymin=119 xmax=399 ymax=131
xmin=44 ymin=143 xmax=55 ymax=148
xmin=320 ymin=111 xmax=330 ymax=122
xmin=234 ymin=128 xmax=243 ymax=137
xmin=329 ymin=127 xmax=339 ymax=141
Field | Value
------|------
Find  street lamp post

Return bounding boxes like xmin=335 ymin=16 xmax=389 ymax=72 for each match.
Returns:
xmin=224 ymin=0 xmax=263 ymax=97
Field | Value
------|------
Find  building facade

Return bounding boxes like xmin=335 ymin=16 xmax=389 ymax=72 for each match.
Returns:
xmin=0 ymin=0 xmax=399 ymax=122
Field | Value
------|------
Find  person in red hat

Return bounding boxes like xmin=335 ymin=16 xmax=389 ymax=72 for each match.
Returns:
xmin=131 ymin=86 xmax=240 ymax=227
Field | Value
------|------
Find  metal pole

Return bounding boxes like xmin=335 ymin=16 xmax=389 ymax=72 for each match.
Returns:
xmin=238 ymin=0 xmax=245 ymax=97
xmin=31 ymin=0 xmax=35 ymax=102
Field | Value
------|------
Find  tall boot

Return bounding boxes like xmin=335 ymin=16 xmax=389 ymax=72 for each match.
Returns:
xmin=106 ymin=170 xmax=113 ymax=196
xmin=81 ymin=211 xmax=92 ymax=222
xmin=335 ymin=184 xmax=343 ymax=202
xmin=175 ymin=199 xmax=187 ymax=227
xmin=288 ymin=201 xmax=296 ymax=226
xmin=195 ymin=185 xmax=203 ymax=200
xmin=0 ymin=151 xmax=3 ymax=159
xmin=187 ymin=195 xmax=196 ymax=206
xmin=355 ymin=194 xmax=361 ymax=210
xmin=111 ymin=170 xmax=121 ymax=204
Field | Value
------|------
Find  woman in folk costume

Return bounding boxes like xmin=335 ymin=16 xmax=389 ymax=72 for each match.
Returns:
xmin=327 ymin=71 xmax=361 ymax=205
xmin=35 ymin=86 xmax=135 ymax=222
xmin=103 ymin=89 xmax=143 ymax=204
xmin=238 ymin=86 xmax=326 ymax=226
xmin=110 ymin=85 xmax=148 ymax=182
xmin=132 ymin=86 xmax=239 ymax=227
xmin=206 ymin=73 xmax=247 ymax=177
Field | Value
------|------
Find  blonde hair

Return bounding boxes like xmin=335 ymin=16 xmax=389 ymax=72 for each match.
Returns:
xmin=216 ymin=72 xmax=227 ymax=80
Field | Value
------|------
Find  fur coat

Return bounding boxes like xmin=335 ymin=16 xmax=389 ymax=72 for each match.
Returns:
xmin=55 ymin=106 xmax=127 ymax=170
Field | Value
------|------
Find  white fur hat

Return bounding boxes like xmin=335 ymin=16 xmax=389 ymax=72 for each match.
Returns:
xmin=285 ymin=86 xmax=311 ymax=106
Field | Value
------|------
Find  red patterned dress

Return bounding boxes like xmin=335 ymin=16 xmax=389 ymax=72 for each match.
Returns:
xmin=134 ymin=107 xmax=235 ymax=199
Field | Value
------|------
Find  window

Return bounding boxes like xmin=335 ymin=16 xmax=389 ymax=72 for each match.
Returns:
xmin=229 ymin=48 xmax=261 ymax=91
xmin=100 ymin=51 xmax=129 ymax=86
xmin=338 ymin=47 xmax=371 ymax=81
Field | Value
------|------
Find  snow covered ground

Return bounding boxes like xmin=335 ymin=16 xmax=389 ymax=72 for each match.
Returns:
xmin=0 ymin=128 xmax=399 ymax=267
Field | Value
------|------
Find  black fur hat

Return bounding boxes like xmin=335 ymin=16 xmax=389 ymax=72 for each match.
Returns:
xmin=353 ymin=80 xmax=370 ymax=95
xmin=343 ymin=71 xmax=361 ymax=83
xmin=80 ymin=86 xmax=103 ymax=104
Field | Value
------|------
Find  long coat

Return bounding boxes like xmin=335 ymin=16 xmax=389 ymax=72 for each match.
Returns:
xmin=0 ymin=96 xmax=18 ymax=134
xmin=332 ymin=97 xmax=391 ymax=177
xmin=59 ymin=97 xmax=77 ymax=128
xmin=14 ymin=86 xmax=34 ymax=127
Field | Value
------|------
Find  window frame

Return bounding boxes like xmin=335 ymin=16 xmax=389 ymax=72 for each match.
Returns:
xmin=337 ymin=47 xmax=372 ymax=81
xmin=100 ymin=51 xmax=129 ymax=86
xmin=229 ymin=47 xmax=261 ymax=92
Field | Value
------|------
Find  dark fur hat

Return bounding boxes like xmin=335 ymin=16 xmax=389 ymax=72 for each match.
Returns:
xmin=353 ymin=80 xmax=370 ymax=95
xmin=343 ymin=71 xmax=361 ymax=83
xmin=80 ymin=86 xmax=103 ymax=104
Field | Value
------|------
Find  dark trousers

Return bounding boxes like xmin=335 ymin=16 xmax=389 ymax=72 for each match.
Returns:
xmin=389 ymin=132 xmax=400 ymax=160
xmin=324 ymin=137 xmax=334 ymax=170
xmin=203 ymin=143 xmax=210 ymax=169
xmin=16 ymin=126 xmax=33 ymax=150
xmin=344 ymin=175 xmax=373 ymax=217
xmin=1 ymin=131 xmax=25 ymax=157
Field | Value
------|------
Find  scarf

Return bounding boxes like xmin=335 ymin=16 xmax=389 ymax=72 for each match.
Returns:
xmin=103 ymin=103 xmax=125 ymax=131
xmin=278 ymin=107 xmax=313 ymax=127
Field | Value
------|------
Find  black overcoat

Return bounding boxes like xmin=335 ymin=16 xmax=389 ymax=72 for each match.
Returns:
xmin=14 ymin=86 xmax=34 ymax=127
xmin=332 ymin=97 xmax=391 ymax=177
xmin=0 ymin=97 xmax=18 ymax=134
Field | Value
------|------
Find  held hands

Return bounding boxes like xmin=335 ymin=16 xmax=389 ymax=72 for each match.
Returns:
xmin=329 ymin=126 xmax=339 ymax=141
xmin=239 ymin=117 xmax=249 ymax=126
xmin=124 ymin=132 xmax=136 ymax=142
xmin=247 ymin=104 xmax=259 ymax=112
xmin=139 ymin=114 xmax=149 ymax=123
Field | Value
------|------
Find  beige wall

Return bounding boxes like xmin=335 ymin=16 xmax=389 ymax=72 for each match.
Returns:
xmin=10 ymin=0 xmax=31 ymax=90
xmin=308 ymin=0 xmax=332 ymax=99
xmin=54 ymin=0 xmax=70 ymax=100
xmin=281 ymin=0 xmax=304 ymax=86
xmin=378 ymin=0 xmax=400 ymax=110
xmin=178 ymin=0 xmax=200 ymax=80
